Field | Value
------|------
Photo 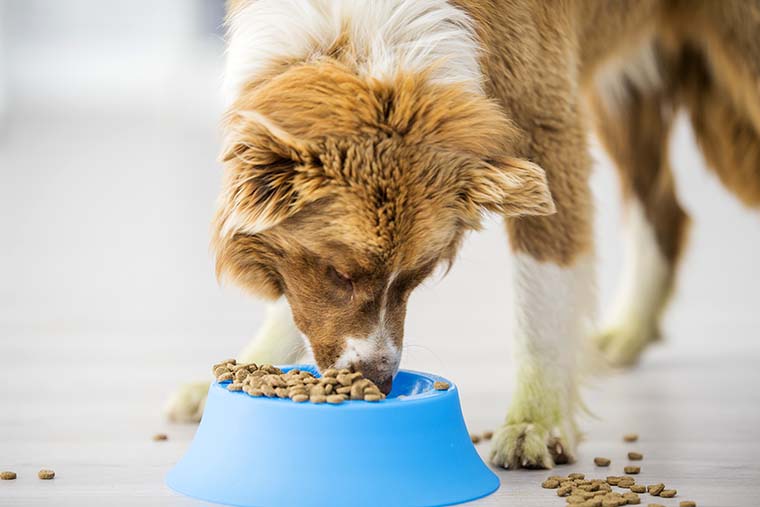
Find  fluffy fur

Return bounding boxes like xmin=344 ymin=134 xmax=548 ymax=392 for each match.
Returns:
xmin=166 ymin=0 xmax=760 ymax=471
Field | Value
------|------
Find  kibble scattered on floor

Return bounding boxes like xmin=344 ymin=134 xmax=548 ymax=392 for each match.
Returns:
xmin=212 ymin=359 xmax=386 ymax=404
xmin=623 ymin=433 xmax=639 ymax=443
xmin=37 ymin=469 xmax=55 ymax=480
xmin=538 ymin=434 xmax=695 ymax=506
xmin=0 ymin=471 xmax=16 ymax=480
xmin=152 ymin=433 xmax=168 ymax=441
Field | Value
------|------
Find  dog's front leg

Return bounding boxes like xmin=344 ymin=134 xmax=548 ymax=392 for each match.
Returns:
xmin=165 ymin=298 xmax=304 ymax=422
xmin=490 ymin=118 xmax=595 ymax=469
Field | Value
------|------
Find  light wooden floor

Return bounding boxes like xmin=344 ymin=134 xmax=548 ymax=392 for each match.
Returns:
xmin=2 ymin=318 xmax=759 ymax=506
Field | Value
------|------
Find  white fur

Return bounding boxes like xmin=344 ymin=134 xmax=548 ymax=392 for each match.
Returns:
xmin=605 ymin=200 xmax=670 ymax=331
xmin=223 ymin=0 xmax=483 ymax=102
xmin=332 ymin=274 xmax=401 ymax=376
xmin=594 ymin=37 xmax=661 ymax=111
xmin=512 ymin=253 xmax=596 ymax=378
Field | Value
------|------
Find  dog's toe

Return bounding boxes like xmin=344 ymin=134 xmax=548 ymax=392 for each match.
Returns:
xmin=164 ymin=381 xmax=209 ymax=423
xmin=489 ymin=423 xmax=573 ymax=470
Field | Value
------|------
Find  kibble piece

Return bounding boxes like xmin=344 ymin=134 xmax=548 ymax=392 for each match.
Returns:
xmin=679 ymin=502 xmax=696 ymax=507
xmin=618 ymin=477 xmax=636 ymax=488
xmin=659 ymin=490 xmax=677 ymax=498
xmin=470 ymin=434 xmax=481 ymax=444
xmin=326 ymin=394 xmax=345 ymax=404
xmin=568 ymin=473 xmax=585 ymax=480
xmin=647 ymin=483 xmax=665 ymax=496
xmin=631 ymin=485 xmax=646 ymax=493
xmin=647 ymin=504 xmax=665 ymax=507
xmin=566 ymin=495 xmax=585 ymax=504
xmin=623 ymin=492 xmax=641 ymax=504
xmin=557 ymin=485 xmax=573 ymax=497
xmin=628 ymin=451 xmax=643 ymax=460
xmin=0 ymin=471 xmax=16 ymax=480
xmin=623 ymin=433 xmax=639 ymax=443
xmin=606 ymin=476 xmax=622 ymax=485
xmin=433 ymin=381 xmax=450 ymax=390
xmin=291 ymin=393 xmax=308 ymax=403
xmin=322 ymin=368 xmax=338 ymax=378
xmin=624 ymin=466 xmax=640 ymax=474
xmin=152 ymin=433 xmax=168 ymax=441
xmin=482 ymin=430 xmax=493 ymax=440
xmin=38 ymin=469 xmax=55 ymax=480
xmin=227 ymin=383 xmax=243 ymax=392
xmin=364 ymin=394 xmax=382 ymax=402
xmin=218 ymin=372 xmax=234 ymax=382
xmin=594 ymin=457 xmax=611 ymax=466
xmin=310 ymin=394 xmax=326 ymax=404
xmin=336 ymin=386 xmax=351 ymax=395
xmin=541 ymin=478 xmax=560 ymax=489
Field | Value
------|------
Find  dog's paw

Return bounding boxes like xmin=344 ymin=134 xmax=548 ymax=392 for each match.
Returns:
xmin=595 ymin=321 xmax=660 ymax=367
xmin=164 ymin=381 xmax=209 ymax=423
xmin=489 ymin=422 xmax=575 ymax=470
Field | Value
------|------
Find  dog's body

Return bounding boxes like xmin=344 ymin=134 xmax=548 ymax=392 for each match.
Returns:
xmin=167 ymin=0 xmax=760 ymax=469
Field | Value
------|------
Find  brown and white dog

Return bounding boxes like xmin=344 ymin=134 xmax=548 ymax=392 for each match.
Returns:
xmin=167 ymin=0 xmax=760 ymax=469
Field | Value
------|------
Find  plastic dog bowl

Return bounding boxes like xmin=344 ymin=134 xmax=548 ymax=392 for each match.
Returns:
xmin=167 ymin=365 xmax=499 ymax=507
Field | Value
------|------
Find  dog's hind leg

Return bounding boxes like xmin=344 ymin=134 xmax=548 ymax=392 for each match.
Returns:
xmin=589 ymin=67 xmax=690 ymax=367
xmin=490 ymin=106 xmax=595 ymax=469
xmin=164 ymin=298 xmax=304 ymax=422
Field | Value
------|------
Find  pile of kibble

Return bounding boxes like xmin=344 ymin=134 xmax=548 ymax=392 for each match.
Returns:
xmin=535 ymin=433 xmax=695 ymax=507
xmin=212 ymin=359 xmax=394 ymax=404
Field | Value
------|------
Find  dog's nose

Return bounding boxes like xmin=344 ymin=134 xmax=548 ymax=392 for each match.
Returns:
xmin=351 ymin=360 xmax=394 ymax=395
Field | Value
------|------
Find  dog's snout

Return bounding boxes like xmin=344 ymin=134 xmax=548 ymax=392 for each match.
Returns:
xmin=350 ymin=359 xmax=395 ymax=395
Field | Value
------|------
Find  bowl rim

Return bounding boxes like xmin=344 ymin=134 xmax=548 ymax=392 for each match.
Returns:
xmin=215 ymin=364 xmax=456 ymax=409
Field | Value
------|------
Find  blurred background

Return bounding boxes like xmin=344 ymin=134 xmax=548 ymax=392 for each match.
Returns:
xmin=1 ymin=1 xmax=758 ymax=505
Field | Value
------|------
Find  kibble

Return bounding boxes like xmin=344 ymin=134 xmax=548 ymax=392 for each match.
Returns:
xmin=433 ymin=381 xmax=450 ymax=390
xmin=648 ymin=483 xmax=665 ymax=496
xmin=594 ymin=457 xmax=611 ymax=466
xmin=631 ymin=485 xmax=646 ymax=493
xmin=623 ymin=433 xmax=639 ymax=443
xmin=624 ymin=466 xmax=640 ymax=474
xmin=152 ymin=433 xmax=168 ymax=441
xmin=212 ymin=359 xmax=387 ymax=405
xmin=37 ymin=469 xmax=55 ymax=480
xmin=628 ymin=452 xmax=643 ymax=460
xmin=648 ymin=504 xmax=665 ymax=507
xmin=542 ymin=478 xmax=560 ymax=489
xmin=679 ymin=502 xmax=696 ymax=507
xmin=659 ymin=489 xmax=677 ymax=498
xmin=471 ymin=434 xmax=481 ymax=444
xmin=482 ymin=430 xmax=493 ymax=440
xmin=0 ymin=471 xmax=16 ymax=480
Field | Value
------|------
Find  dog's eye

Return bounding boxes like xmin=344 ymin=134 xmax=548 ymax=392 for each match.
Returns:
xmin=327 ymin=266 xmax=353 ymax=292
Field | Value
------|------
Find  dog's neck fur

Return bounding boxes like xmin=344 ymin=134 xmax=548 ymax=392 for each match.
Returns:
xmin=223 ymin=0 xmax=483 ymax=103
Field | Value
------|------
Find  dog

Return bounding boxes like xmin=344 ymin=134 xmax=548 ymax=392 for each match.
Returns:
xmin=166 ymin=0 xmax=760 ymax=469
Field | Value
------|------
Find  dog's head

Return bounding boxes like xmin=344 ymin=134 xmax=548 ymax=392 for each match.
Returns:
xmin=213 ymin=62 xmax=554 ymax=392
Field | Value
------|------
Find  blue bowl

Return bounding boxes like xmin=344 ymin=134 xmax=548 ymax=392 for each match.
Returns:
xmin=167 ymin=365 xmax=499 ymax=507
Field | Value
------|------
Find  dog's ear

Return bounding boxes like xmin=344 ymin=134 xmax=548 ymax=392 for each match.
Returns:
xmin=215 ymin=111 xmax=328 ymax=239
xmin=460 ymin=155 xmax=555 ymax=222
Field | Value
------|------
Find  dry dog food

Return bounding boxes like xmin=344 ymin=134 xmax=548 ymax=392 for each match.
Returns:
xmin=627 ymin=452 xmax=643 ymax=460
xmin=212 ymin=359 xmax=386 ymax=404
xmin=623 ymin=433 xmax=639 ymax=443
xmin=37 ymin=469 xmax=55 ymax=480
xmin=648 ymin=504 xmax=665 ymax=507
xmin=659 ymin=489 xmax=677 ymax=498
xmin=624 ymin=466 xmax=640 ymax=474
xmin=630 ymin=485 xmax=646 ymax=493
xmin=433 ymin=381 xmax=450 ymax=391
xmin=0 ymin=471 xmax=16 ymax=480
xmin=594 ymin=457 xmax=611 ymax=466
xmin=153 ymin=433 xmax=168 ymax=441
xmin=482 ymin=430 xmax=493 ymax=440
xmin=647 ymin=483 xmax=665 ymax=496
xmin=679 ymin=502 xmax=696 ymax=507
xmin=470 ymin=434 xmax=481 ymax=444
